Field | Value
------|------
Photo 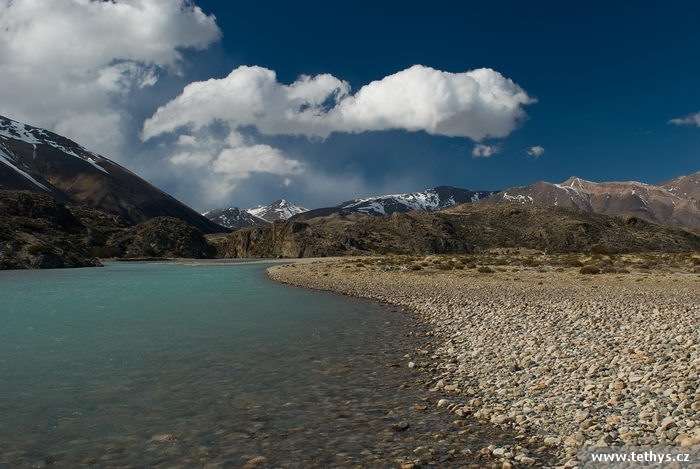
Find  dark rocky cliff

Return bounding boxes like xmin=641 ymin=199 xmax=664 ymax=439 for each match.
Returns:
xmin=1 ymin=190 xmax=216 ymax=269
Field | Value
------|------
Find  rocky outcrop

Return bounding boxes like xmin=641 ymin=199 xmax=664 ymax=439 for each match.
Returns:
xmin=0 ymin=189 xmax=217 ymax=269
xmin=213 ymin=204 xmax=700 ymax=258
xmin=110 ymin=217 xmax=216 ymax=259
xmin=0 ymin=190 xmax=102 ymax=269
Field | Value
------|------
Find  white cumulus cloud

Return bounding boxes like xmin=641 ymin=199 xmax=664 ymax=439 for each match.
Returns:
xmin=164 ymin=131 xmax=304 ymax=203
xmin=0 ymin=0 xmax=221 ymax=157
xmin=142 ymin=66 xmax=352 ymax=140
xmin=334 ymin=66 xmax=534 ymax=139
xmin=669 ymin=111 xmax=700 ymax=127
xmin=140 ymin=64 xmax=535 ymax=207
xmin=142 ymin=64 xmax=535 ymax=142
xmin=471 ymin=143 xmax=501 ymax=158
xmin=526 ymin=145 xmax=545 ymax=158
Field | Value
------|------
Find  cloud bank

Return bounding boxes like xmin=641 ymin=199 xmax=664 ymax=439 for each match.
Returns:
xmin=669 ymin=112 xmax=700 ymax=127
xmin=143 ymin=64 xmax=535 ymax=141
xmin=0 ymin=0 xmax=221 ymax=156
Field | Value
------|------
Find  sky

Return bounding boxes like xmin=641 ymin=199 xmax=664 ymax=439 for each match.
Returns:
xmin=1 ymin=0 xmax=699 ymax=211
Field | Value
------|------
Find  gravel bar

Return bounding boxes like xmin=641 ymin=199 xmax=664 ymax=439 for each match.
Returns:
xmin=268 ymin=257 xmax=700 ymax=467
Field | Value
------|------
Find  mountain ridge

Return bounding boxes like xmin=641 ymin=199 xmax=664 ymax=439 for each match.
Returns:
xmin=477 ymin=173 xmax=700 ymax=229
xmin=0 ymin=114 xmax=226 ymax=234
xmin=202 ymin=207 xmax=269 ymax=229
xmin=292 ymin=186 xmax=497 ymax=221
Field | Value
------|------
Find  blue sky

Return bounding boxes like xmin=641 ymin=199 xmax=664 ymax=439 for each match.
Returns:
xmin=1 ymin=1 xmax=699 ymax=210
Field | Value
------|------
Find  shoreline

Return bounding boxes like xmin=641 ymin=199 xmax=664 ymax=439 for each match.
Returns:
xmin=268 ymin=254 xmax=700 ymax=467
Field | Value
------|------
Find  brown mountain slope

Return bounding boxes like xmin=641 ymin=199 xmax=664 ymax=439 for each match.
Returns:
xmin=0 ymin=115 xmax=226 ymax=233
xmin=211 ymin=204 xmax=700 ymax=258
xmin=477 ymin=175 xmax=700 ymax=229
xmin=659 ymin=170 xmax=700 ymax=201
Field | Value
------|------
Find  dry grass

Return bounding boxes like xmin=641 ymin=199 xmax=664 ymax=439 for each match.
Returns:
xmin=340 ymin=251 xmax=700 ymax=275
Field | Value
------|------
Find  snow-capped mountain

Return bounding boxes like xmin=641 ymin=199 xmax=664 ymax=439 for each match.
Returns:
xmin=294 ymin=186 xmax=497 ymax=220
xmin=247 ymin=199 xmax=309 ymax=222
xmin=478 ymin=174 xmax=700 ymax=229
xmin=339 ymin=186 xmax=494 ymax=215
xmin=203 ymin=199 xmax=308 ymax=228
xmin=0 ymin=114 xmax=225 ymax=233
xmin=202 ymin=207 xmax=269 ymax=229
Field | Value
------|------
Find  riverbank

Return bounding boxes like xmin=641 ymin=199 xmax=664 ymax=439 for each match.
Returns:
xmin=268 ymin=253 xmax=700 ymax=467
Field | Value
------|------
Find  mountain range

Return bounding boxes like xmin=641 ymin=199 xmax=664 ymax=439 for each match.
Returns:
xmin=214 ymin=204 xmax=700 ymax=258
xmin=206 ymin=174 xmax=700 ymax=233
xmin=478 ymin=174 xmax=700 ymax=229
xmin=0 ymin=115 xmax=224 ymax=234
xmin=1 ymin=114 xmax=699 ymax=269
xmin=292 ymin=186 xmax=496 ymax=220
xmin=204 ymin=187 xmax=496 ymax=228
xmin=203 ymin=200 xmax=308 ymax=229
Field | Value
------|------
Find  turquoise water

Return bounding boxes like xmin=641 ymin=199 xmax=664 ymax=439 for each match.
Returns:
xmin=0 ymin=262 xmax=452 ymax=467
xmin=0 ymin=262 xmax=532 ymax=468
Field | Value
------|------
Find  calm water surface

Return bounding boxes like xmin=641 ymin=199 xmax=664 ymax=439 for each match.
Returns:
xmin=0 ymin=261 xmax=447 ymax=467
xmin=0 ymin=261 xmax=537 ymax=468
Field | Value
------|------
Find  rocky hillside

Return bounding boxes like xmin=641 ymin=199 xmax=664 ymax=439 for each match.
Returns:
xmin=0 ymin=114 xmax=225 ymax=234
xmin=660 ymin=171 xmax=700 ymax=201
xmin=211 ymin=204 xmax=700 ymax=258
xmin=108 ymin=217 xmax=216 ymax=259
xmin=0 ymin=190 xmax=103 ymax=269
xmin=478 ymin=174 xmax=700 ymax=229
xmin=1 ymin=190 xmax=216 ymax=269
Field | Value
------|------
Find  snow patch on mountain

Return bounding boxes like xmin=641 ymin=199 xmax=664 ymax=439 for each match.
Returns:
xmin=502 ymin=192 xmax=534 ymax=204
xmin=345 ymin=190 xmax=441 ymax=213
xmin=0 ymin=115 xmax=109 ymax=174
xmin=0 ymin=144 xmax=50 ymax=191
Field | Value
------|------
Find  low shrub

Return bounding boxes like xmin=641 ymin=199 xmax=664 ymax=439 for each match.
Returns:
xmin=580 ymin=265 xmax=601 ymax=275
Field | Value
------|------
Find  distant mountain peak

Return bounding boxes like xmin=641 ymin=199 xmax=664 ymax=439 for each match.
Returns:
xmin=561 ymin=176 xmax=591 ymax=187
xmin=246 ymin=199 xmax=308 ymax=222
xmin=202 ymin=206 xmax=269 ymax=229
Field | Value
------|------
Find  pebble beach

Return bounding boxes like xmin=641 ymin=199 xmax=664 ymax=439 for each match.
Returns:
xmin=268 ymin=254 xmax=700 ymax=467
